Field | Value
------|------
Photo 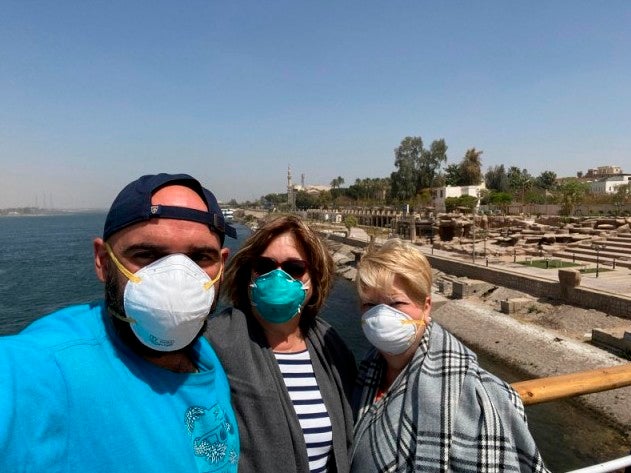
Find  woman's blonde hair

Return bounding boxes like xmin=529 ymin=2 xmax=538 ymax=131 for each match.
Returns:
xmin=223 ymin=215 xmax=334 ymax=331
xmin=357 ymin=238 xmax=432 ymax=303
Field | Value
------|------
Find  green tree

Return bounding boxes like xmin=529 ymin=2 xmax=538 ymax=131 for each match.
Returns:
xmin=459 ymin=148 xmax=483 ymax=185
xmin=485 ymin=165 xmax=510 ymax=192
xmin=315 ymin=190 xmax=333 ymax=209
xmin=261 ymin=193 xmax=287 ymax=208
xmin=444 ymin=164 xmax=462 ymax=186
xmin=330 ymin=176 xmax=345 ymax=189
xmin=445 ymin=195 xmax=478 ymax=213
xmin=558 ymin=179 xmax=589 ymax=215
xmin=353 ymin=177 xmax=390 ymax=205
xmin=343 ymin=215 xmax=358 ymax=234
xmin=524 ymin=189 xmax=546 ymax=204
xmin=535 ymin=171 xmax=557 ymax=190
xmin=507 ymin=167 xmax=533 ymax=203
xmin=390 ymin=137 xmax=422 ymax=201
xmin=418 ymin=139 xmax=448 ymax=190
xmin=612 ymin=183 xmax=631 ymax=214
xmin=295 ymin=191 xmax=318 ymax=210
xmin=390 ymin=136 xmax=448 ymax=201
xmin=432 ymin=173 xmax=446 ymax=188
xmin=488 ymin=191 xmax=512 ymax=213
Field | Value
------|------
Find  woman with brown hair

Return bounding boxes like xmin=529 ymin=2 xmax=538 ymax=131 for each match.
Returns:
xmin=205 ymin=215 xmax=356 ymax=473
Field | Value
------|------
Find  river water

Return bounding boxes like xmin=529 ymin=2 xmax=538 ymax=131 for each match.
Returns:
xmin=0 ymin=213 xmax=628 ymax=471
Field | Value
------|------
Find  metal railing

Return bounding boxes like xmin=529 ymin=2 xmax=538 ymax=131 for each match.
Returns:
xmin=565 ymin=455 xmax=631 ymax=473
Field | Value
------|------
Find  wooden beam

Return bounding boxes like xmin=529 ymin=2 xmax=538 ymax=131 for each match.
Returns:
xmin=512 ymin=364 xmax=631 ymax=405
xmin=512 ymin=363 xmax=631 ymax=405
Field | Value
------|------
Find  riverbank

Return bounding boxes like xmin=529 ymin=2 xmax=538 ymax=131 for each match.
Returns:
xmin=320 ymin=228 xmax=631 ymax=442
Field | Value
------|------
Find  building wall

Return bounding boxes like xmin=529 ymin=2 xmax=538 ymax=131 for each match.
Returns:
xmin=586 ymin=166 xmax=623 ymax=177
xmin=590 ymin=175 xmax=631 ymax=194
xmin=425 ymin=254 xmax=631 ymax=318
xmin=432 ymin=184 xmax=485 ymax=212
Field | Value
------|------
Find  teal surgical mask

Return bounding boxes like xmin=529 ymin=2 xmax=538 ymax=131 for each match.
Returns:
xmin=250 ymin=269 xmax=308 ymax=324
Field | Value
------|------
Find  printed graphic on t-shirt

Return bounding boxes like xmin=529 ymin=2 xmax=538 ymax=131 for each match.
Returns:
xmin=185 ymin=404 xmax=238 ymax=471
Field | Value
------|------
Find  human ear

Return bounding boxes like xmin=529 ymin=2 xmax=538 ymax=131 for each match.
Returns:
xmin=221 ymin=247 xmax=230 ymax=266
xmin=93 ymin=238 xmax=109 ymax=283
xmin=423 ymin=296 xmax=432 ymax=323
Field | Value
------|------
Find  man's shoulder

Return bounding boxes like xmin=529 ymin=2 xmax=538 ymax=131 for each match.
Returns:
xmin=4 ymin=301 xmax=106 ymax=351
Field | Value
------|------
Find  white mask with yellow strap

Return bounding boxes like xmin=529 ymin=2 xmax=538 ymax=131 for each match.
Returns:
xmin=361 ymin=304 xmax=427 ymax=355
xmin=105 ymin=244 xmax=222 ymax=352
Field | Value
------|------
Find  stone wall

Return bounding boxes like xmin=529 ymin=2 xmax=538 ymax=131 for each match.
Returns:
xmin=425 ymin=254 xmax=631 ymax=319
xmin=319 ymin=231 xmax=371 ymax=248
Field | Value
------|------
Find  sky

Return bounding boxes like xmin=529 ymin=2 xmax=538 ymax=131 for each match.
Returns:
xmin=1 ymin=1 xmax=630 ymax=209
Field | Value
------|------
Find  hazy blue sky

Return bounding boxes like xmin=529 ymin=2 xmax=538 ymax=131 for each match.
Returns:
xmin=2 ymin=1 xmax=630 ymax=209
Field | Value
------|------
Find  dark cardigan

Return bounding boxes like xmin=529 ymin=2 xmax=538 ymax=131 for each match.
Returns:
xmin=204 ymin=307 xmax=357 ymax=473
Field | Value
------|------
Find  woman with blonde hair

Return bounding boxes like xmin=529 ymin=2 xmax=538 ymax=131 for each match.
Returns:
xmin=205 ymin=215 xmax=356 ymax=473
xmin=351 ymin=238 xmax=548 ymax=472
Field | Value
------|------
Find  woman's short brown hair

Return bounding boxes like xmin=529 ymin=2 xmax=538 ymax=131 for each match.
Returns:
xmin=223 ymin=215 xmax=334 ymax=331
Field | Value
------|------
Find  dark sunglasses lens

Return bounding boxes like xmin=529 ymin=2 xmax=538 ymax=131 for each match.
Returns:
xmin=253 ymin=257 xmax=277 ymax=275
xmin=281 ymin=260 xmax=307 ymax=278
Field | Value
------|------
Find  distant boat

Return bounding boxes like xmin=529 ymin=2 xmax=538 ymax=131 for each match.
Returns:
xmin=222 ymin=208 xmax=234 ymax=221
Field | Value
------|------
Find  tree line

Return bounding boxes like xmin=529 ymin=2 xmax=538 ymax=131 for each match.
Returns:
xmin=242 ymin=135 xmax=630 ymax=216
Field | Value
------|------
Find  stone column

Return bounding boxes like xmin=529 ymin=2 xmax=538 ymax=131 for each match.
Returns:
xmin=409 ymin=212 xmax=416 ymax=242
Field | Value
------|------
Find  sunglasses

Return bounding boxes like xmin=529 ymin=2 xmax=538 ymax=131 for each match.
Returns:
xmin=252 ymin=256 xmax=308 ymax=279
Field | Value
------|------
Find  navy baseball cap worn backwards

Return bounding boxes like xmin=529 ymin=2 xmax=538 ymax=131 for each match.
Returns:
xmin=103 ymin=173 xmax=237 ymax=242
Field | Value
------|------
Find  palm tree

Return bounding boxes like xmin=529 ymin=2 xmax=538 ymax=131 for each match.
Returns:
xmin=459 ymin=148 xmax=483 ymax=185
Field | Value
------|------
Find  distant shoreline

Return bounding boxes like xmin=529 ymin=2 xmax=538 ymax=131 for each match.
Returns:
xmin=0 ymin=209 xmax=106 ymax=217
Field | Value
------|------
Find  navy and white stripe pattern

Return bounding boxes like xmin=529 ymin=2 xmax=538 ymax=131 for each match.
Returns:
xmin=275 ymin=349 xmax=332 ymax=473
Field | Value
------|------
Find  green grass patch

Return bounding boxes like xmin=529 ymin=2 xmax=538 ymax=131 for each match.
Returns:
xmin=578 ymin=267 xmax=612 ymax=274
xmin=517 ymin=259 xmax=581 ymax=269
xmin=518 ymin=259 xmax=612 ymax=274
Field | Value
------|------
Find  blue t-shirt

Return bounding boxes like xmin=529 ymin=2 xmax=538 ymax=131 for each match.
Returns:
xmin=0 ymin=302 xmax=239 ymax=472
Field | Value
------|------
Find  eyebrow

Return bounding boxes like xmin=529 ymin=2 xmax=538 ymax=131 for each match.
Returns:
xmin=121 ymin=243 xmax=221 ymax=257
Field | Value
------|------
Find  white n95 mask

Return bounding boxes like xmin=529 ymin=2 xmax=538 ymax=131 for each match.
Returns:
xmin=361 ymin=304 xmax=426 ymax=355
xmin=106 ymin=244 xmax=221 ymax=352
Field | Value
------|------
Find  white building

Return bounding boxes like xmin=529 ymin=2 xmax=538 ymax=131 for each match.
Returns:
xmin=590 ymin=175 xmax=631 ymax=194
xmin=291 ymin=184 xmax=331 ymax=195
xmin=431 ymin=184 xmax=486 ymax=212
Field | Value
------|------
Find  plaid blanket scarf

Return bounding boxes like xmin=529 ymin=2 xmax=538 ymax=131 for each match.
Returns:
xmin=351 ymin=322 xmax=549 ymax=472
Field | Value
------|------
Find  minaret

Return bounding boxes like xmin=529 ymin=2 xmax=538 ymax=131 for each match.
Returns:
xmin=301 ymin=173 xmax=305 ymax=188
xmin=287 ymin=165 xmax=296 ymax=210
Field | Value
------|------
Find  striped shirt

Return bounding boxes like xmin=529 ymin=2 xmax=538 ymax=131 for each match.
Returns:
xmin=274 ymin=349 xmax=333 ymax=473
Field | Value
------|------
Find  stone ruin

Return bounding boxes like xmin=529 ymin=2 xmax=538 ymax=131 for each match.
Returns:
xmin=422 ymin=214 xmax=631 ymax=268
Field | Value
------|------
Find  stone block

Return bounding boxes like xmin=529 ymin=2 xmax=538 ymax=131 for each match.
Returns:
xmin=452 ymin=279 xmax=494 ymax=299
xmin=500 ymin=298 xmax=533 ymax=314
xmin=591 ymin=328 xmax=631 ymax=357
xmin=558 ymin=268 xmax=581 ymax=288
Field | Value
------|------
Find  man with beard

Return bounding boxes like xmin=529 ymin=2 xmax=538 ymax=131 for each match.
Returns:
xmin=0 ymin=173 xmax=240 ymax=472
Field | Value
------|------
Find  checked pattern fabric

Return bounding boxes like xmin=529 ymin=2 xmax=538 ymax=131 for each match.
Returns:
xmin=351 ymin=322 xmax=549 ymax=473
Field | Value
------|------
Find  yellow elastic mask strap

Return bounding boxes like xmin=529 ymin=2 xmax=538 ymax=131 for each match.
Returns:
xmin=104 ymin=243 xmax=142 ymax=284
xmin=203 ymin=265 xmax=223 ymax=291
xmin=401 ymin=319 xmax=426 ymax=328
xmin=108 ymin=306 xmax=136 ymax=324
